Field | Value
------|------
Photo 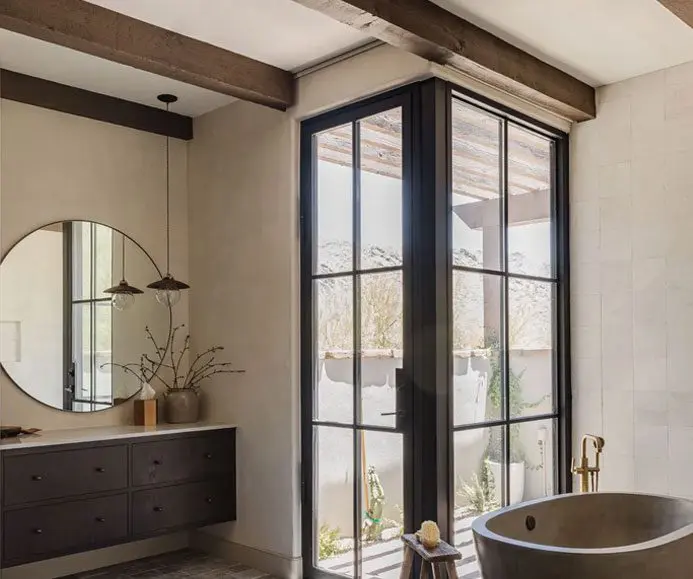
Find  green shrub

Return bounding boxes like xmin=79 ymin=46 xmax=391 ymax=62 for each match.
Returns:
xmin=319 ymin=524 xmax=347 ymax=560
xmin=457 ymin=458 xmax=499 ymax=514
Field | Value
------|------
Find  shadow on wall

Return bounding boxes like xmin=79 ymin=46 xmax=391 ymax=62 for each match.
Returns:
xmin=315 ymin=350 xmax=554 ymax=532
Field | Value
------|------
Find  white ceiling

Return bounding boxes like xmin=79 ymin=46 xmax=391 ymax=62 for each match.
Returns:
xmin=4 ymin=0 xmax=693 ymax=116
xmin=431 ymin=0 xmax=693 ymax=86
xmin=86 ymin=0 xmax=370 ymax=72
xmin=0 ymin=29 xmax=236 ymax=116
xmin=0 ymin=0 xmax=370 ymax=117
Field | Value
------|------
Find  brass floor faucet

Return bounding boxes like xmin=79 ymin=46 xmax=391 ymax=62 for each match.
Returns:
xmin=571 ymin=434 xmax=605 ymax=492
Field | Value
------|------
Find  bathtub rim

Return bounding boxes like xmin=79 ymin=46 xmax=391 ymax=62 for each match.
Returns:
xmin=471 ymin=492 xmax=693 ymax=555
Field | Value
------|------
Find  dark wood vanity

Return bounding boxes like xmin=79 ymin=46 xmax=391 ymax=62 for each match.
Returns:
xmin=0 ymin=424 xmax=236 ymax=568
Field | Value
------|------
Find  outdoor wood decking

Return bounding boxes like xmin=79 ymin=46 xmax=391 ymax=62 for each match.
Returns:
xmin=322 ymin=515 xmax=481 ymax=579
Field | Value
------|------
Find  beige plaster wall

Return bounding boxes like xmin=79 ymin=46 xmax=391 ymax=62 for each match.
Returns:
xmin=186 ymin=44 xmax=430 ymax=577
xmin=188 ymin=99 xmax=299 ymax=567
xmin=0 ymin=99 xmax=189 ymax=428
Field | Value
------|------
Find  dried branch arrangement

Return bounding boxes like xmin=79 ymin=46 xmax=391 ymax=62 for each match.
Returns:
xmin=102 ymin=325 xmax=244 ymax=393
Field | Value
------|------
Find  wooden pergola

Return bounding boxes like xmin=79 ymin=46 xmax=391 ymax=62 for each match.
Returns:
xmin=316 ymin=100 xmax=552 ymax=347
xmin=316 ymin=102 xmax=551 ymax=229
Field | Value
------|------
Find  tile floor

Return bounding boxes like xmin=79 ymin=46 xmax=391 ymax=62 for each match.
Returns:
xmin=59 ymin=549 xmax=274 ymax=578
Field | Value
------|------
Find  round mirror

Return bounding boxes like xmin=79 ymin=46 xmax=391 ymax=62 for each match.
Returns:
xmin=0 ymin=221 xmax=171 ymax=412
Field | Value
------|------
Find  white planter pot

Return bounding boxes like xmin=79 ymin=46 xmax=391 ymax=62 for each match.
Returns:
xmin=488 ymin=461 xmax=525 ymax=506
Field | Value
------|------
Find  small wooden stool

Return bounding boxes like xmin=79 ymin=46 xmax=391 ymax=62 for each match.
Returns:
xmin=399 ymin=534 xmax=461 ymax=579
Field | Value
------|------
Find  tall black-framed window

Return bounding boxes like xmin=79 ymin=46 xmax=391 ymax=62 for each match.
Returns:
xmin=64 ymin=221 xmax=114 ymax=411
xmin=447 ymin=88 xmax=571 ymax=577
xmin=300 ymin=79 xmax=570 ymax=579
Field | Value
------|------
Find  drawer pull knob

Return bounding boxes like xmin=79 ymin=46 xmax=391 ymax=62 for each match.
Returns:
xmin=204 ymin=453 xmax=213 ymax=459
xmin=33 ymin=528 xmax=43 ymax=535
xmin=95 ymin=517 xmax=106 ymax=523
xmin=31 ymin=475 xmax=43 ymax=481
xmin=153 ymin=459 xmax=162 ymax=466
xmin=153 ymin=506 xmax=164 ymax=512
xmin=95 ymin=467 xmax=106 ymax=473
xmin=205 ymin=497 xmax=213 ymax=504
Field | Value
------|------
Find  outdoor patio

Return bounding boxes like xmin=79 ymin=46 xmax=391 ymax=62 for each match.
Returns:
xmin=322 ymin=515 xmax=481 ymax=579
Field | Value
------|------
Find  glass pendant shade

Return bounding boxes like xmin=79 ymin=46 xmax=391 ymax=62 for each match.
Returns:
xmin=147 ymin=274 xmax=189 ymax=307
xmin=111 ymin=290 xmax=135 ymax=311
xmin=105 ymin=233 xmax=143 ymax=311
xmin=148 ymin=93 xmax=190 ymax=306
xmin=104 ymin=280 xmax=144 ymax=311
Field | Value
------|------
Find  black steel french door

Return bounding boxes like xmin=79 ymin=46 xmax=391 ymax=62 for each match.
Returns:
xmin=300 ymin=86 xmax=424 ymax=579
xmin=301 ymin=79 xmax=571 ymax=579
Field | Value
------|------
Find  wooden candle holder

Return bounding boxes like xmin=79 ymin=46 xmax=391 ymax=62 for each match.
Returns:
xmin=133 ymin=399 xmax=157 ymax=426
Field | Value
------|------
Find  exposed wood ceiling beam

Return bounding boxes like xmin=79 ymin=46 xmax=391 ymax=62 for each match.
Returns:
xmin=1 ymin=69 xmax=193 ymax=140
xmin=291 ymin=0 xmax=595 ymax=121
xmin=0 ymin=0 xmax=294 ymax=110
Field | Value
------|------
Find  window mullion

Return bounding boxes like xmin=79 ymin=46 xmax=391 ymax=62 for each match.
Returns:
xmin=500 ymin=117 xmax=511 ymax=506
xmin=351 ymin=120 xmax=363 ymax=579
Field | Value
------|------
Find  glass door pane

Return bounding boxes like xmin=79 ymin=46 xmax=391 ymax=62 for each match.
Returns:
xmin=360 ymin=109 xmax=403 ymax=269
xmin=451 ymin=100 xmax=502 ymax=271
xmin=507 ymin=125 xmax=553 ymax=278
xmin=359 ymin=431 xmax=404 ymax=579
xmin=315 ymin=426 xmax=354 ymax=576
xmin=360 ymin=271 xmax=402 ymax=428
xmin=454 ymin=425 xmax=505 ymax=575
xmin=508 ymin=278 xmax=555 ymax=417
xmin=308 ymin=102 xmax=408 ymax=579
xmin=512 ymin=419 xmax=556 ymax=501
xmin=450 ymin=93 xmax=565 ymax=579
xmin=316 ymin=124 xmax=353 ymax=275
xmin=315 ymin=278 xmax=354 ymax=425
xmin=453 ymin=271 xmax=502 ymax=425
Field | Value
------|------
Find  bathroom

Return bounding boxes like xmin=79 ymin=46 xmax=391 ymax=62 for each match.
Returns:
xmin=1 ymin=1 xmax=693 ymax=579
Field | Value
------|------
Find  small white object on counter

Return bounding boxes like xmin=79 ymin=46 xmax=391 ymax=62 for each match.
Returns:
xmin=139 ymin=381 xmax=156 ymax=400
xmin=0 ymin=422 xmax=237 ymax=451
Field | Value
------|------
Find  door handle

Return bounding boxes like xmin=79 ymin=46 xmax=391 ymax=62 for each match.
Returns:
xmin=385 ymin=368 xmax=406 ymax=431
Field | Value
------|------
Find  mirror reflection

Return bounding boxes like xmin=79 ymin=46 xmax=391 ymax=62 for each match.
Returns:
xmin=0 ymin=221 xmax=171 ymax=412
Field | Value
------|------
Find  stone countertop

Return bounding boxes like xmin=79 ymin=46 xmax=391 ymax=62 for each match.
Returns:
xmin=0 ymin=422 xmax=237 ymax=451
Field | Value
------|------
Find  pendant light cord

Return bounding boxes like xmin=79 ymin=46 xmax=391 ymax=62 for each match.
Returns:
xmin=165 ymin=102 xmax=171 ymax=276
xmin=121 ymin=233 xmax=126 ymax=280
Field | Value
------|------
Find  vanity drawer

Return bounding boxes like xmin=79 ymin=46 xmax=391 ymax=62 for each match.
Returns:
xmin=3 ymin=445 xmax=128 ymax=506
xmin=131 ymin=430 xmax=234 ymax=486
xmin=132 ymin=478 xmax=235 ymax=535
xmin=3 ymin=494 xmax=128 ymax=565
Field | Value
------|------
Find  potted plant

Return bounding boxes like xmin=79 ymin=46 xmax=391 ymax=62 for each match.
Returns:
xmin=105 ymin=325 xmax=244 ymax=423
xmin=485 ymin=348 xmax=543 ymax=505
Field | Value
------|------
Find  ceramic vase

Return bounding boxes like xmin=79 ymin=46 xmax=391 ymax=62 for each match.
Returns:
xmin=164 ymin=389 xmax=199 ymax=424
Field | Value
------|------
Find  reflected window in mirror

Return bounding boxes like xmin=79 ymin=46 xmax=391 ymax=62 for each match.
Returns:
xmin=66 ymin=222 xmax=113 ymax=411
xmin=0 ymin=221 xmax=171 ymax=413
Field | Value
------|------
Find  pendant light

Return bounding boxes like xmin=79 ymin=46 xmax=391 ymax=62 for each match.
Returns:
xmin=147 ymin=94 xmax=190 ymax=307
xmin=104 ymin=233 xmax=144 ymax=311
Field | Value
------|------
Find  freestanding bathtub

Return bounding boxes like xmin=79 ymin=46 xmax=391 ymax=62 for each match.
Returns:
xmin=472 ymin=492 xmax=693 ymax=579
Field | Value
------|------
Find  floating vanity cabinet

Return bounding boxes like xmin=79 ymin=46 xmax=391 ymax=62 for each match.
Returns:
xmin=0 ymin=424 xmax=236 ymax=568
